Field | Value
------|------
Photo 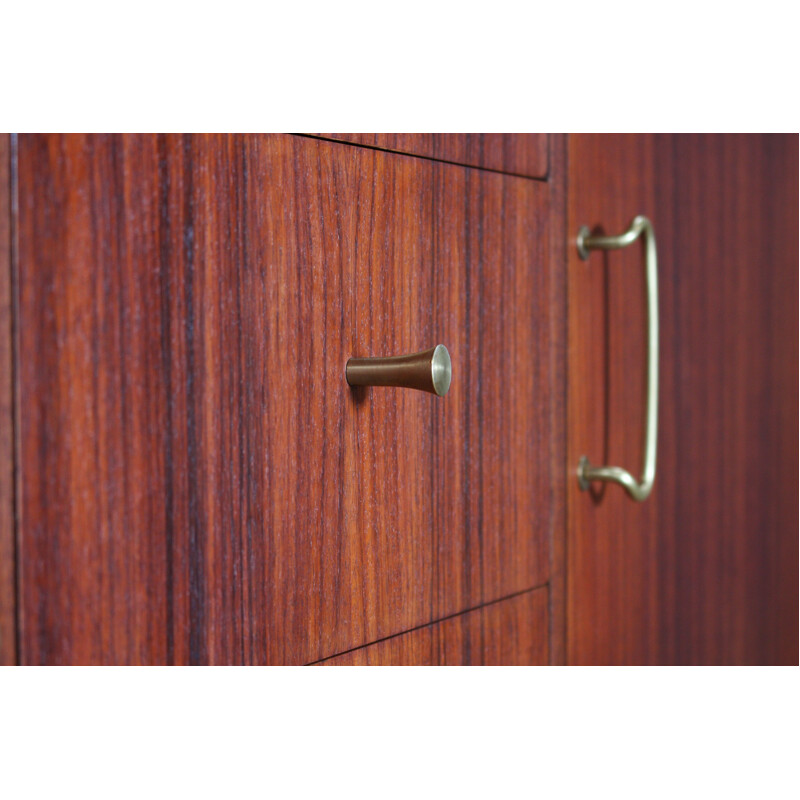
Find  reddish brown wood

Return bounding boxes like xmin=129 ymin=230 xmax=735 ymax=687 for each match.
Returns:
xmin=322 ymin=587 xmax=548 ymax=665
xmin=16 ymin=133 xmax=561 ymax=664
xmin=312 ymin=134 xmax=548 ymax=179
xmin=0 ymin=133 xmax=15 ymax=665
xmin=567 ymin=134 xmax=799 ymax=664
xmin=547 ymin=134 xmax=567 ymax=665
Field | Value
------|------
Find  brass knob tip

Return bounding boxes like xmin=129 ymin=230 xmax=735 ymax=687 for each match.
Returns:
xmin=431 ymin=344 xmax=452 ymax=397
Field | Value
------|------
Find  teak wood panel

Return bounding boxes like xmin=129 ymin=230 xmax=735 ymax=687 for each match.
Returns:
xmin=313 ymin=134 xmax=548 ymax=179
xmin=0 ymin=133 xmax=14 ymax=665
xmin=323 ymin=587 xmax=548 ymax=665
xmin=567 ymin=134 xmax=799 ymax=664
xmin=15 ymin=133 xmax=561 ymax=665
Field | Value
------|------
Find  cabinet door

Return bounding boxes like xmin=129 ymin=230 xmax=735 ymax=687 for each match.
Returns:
xmin=567 ymin=134 xmax=798 ymax=664
xmin=14 ymin=134 xmax=563 ymax=664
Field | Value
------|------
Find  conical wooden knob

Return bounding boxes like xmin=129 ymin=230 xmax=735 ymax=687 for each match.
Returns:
xmin=346 ymin=345 xmax=452 ymax=397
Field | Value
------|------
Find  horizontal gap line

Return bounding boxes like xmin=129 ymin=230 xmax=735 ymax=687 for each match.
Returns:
xmin=307 ymin=581 xmax=550 ymax=665
xmin=292 ymin=134 xmax=550 ymax=182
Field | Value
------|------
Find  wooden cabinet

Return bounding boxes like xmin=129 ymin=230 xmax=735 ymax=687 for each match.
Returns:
xmin=0 ymin=133 xmax=796 ymax=665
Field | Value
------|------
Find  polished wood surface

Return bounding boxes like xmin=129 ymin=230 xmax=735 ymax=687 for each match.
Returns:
xmin=546 ymin=134 xmax=567 ymax=666
xmin=567 ymin=134 xmax=799 ymax=664
xmin=12 ymin=133 xmax=789 ymax=666
xmin=311 ymin=134 xmax=548 ymax=179
xmin=0 ymin=133 xmax=15 ymax=665
xmin=15 ymin=133 xmax=561 ymax=664
xmin=322 ymin=587 xmax=548 ymax=665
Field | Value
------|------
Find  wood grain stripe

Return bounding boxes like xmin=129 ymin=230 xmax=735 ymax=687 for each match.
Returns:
xmin=0 ymin=133 xmax=15 ymax=665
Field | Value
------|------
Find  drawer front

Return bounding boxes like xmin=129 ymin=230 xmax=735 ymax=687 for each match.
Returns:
xmin=16 ymin=133 xmax=561 ymax=664
xmin=313 ymin=133 xmax=549 ymax=179
xmin=322 ymin=587 xmax=549 ymax=665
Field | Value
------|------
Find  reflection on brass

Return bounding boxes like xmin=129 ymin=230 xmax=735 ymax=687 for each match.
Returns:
xmin=576 ymin=216 xmax=659 ymax=502
xmin=346 ymin=344 xmax=452 ymax=397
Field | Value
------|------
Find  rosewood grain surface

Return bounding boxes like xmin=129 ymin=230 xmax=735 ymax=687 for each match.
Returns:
xmin=0 ymin=133 xmax=14 ymax=665
xmin=312 ymin=134 xmax=548 ymax=179
xmin=567 ymin=134 xmax=799 ymax=664
xmin=322 ymin=587 xmax=548 ymax=665
xmin=16 ymin=133 xmax=561 ymax=664
xmin=546 ymin=134 xmax=567 ymax=666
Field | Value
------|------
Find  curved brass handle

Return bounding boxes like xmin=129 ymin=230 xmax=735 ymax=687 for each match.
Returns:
xmin=346 ymin=344 xmax=452 ymax=397
xmin=576 ymin=216 xmax=658 ymax=502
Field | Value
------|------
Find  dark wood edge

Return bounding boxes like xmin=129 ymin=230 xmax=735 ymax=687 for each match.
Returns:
xmin=547 ymin=133 xmax=567 ymax=665
xmin=0 ymin=133 xmax=16 ymax=665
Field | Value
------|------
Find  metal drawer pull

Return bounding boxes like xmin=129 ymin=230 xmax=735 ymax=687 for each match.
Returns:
xmin=346 ymin=344 xmax=452 ymax=397
xmin=576 ymin=215 xmax=659 ymax=502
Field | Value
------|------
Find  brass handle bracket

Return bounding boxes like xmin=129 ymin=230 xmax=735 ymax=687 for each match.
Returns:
xmin=346 ymin=344 xmax=452 ymax=397
xmin=576 ymin=216 xmax=659 ymax=502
